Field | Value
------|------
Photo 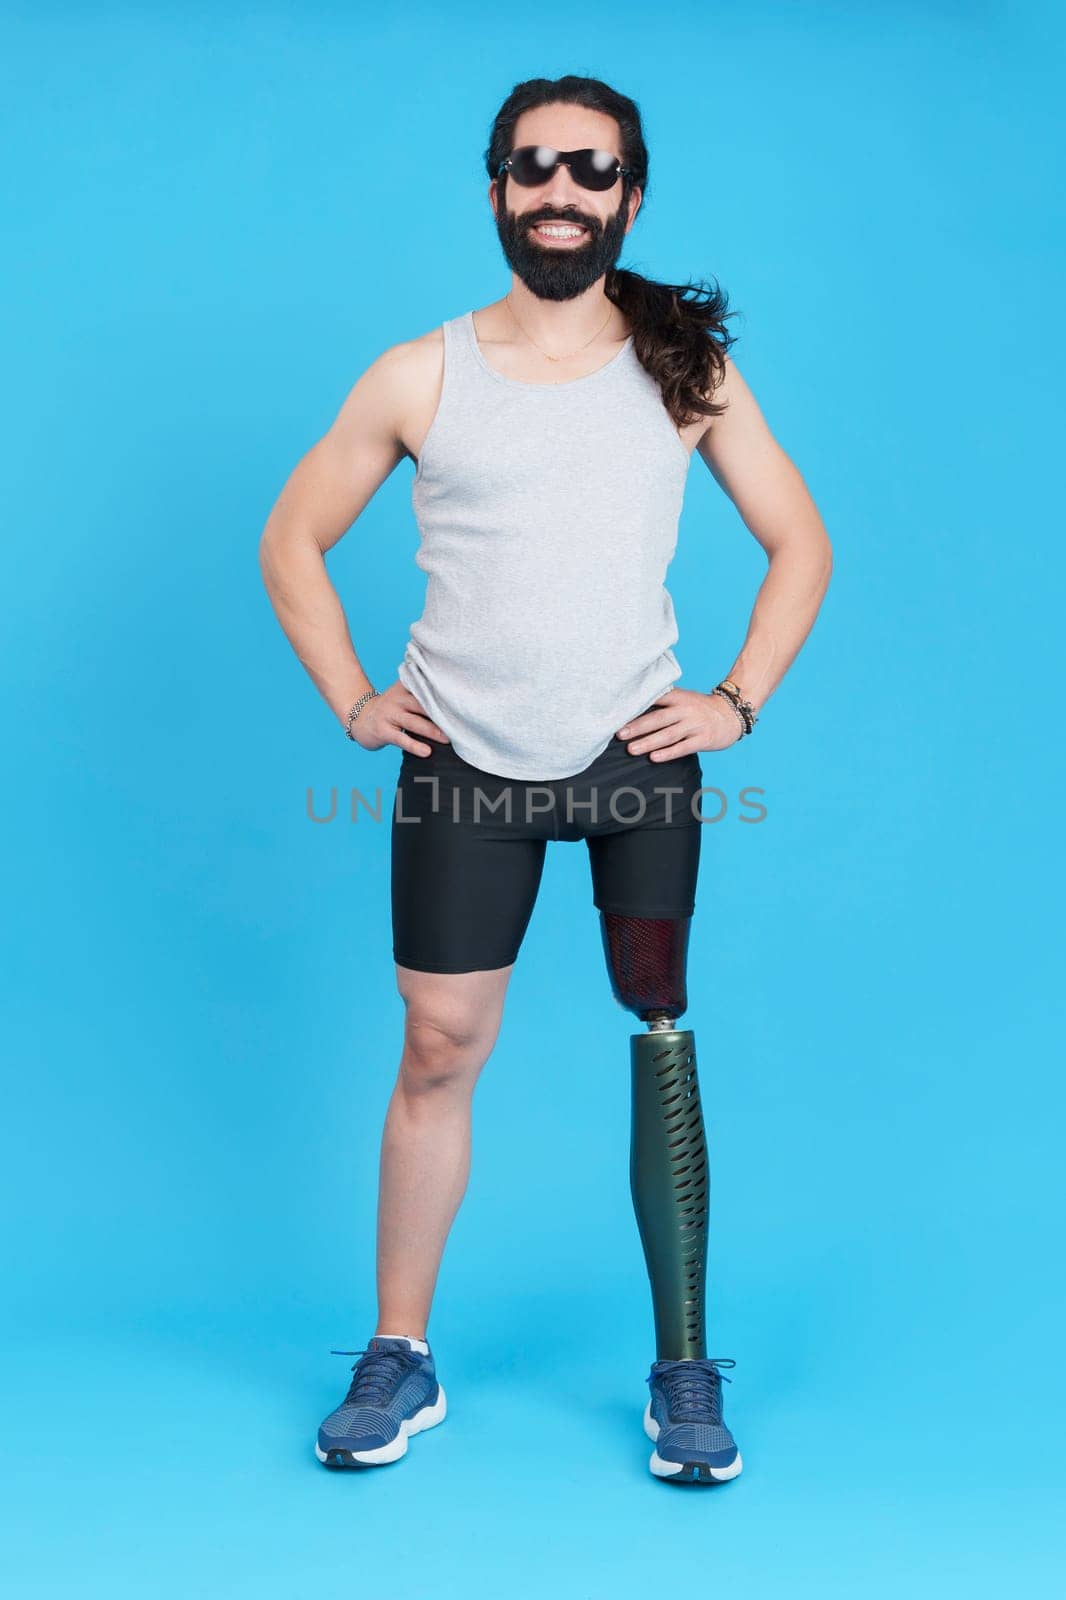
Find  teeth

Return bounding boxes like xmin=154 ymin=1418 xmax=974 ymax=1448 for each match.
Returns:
xmin=535 ymin=225 xmax=586 ymax=238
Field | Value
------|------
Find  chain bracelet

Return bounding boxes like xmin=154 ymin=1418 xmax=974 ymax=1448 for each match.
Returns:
xmin=345 ymin=687 xmax=379 ymax=741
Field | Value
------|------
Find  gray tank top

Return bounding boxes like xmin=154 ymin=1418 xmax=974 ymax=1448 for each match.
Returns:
xmin=397 ymin=308 xmax=692 ymax=779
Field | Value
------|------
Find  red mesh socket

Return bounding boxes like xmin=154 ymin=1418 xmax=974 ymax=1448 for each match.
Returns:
xmin=599 ymin=912 xmax=690 ymax=1022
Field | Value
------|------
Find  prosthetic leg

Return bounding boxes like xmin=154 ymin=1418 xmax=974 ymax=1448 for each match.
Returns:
xmin=600 ymin=912 xmax=709 ymax=1361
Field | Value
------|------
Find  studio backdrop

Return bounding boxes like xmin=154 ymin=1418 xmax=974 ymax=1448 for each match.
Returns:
xmin=2 ymin=4 xmax=1063 ymax=1597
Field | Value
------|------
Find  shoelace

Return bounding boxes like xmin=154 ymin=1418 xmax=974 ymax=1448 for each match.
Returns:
xmin=329 ymin=1345 xmax=423 ymax=1407
xmin=648 ymin=1356 xmax=736 ymax=1422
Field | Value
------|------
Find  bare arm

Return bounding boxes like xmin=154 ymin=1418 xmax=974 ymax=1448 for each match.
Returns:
xmin=697 ymin=356 xmax=833 ymax=713
xmin=258 ymin=343 xmax=449 ymax=753
xmin=615 ymin=357 xmax=832 ymax=759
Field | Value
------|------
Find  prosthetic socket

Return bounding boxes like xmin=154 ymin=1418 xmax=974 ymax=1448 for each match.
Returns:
xmin=600 ymin=912 xmax=710 ymax=1361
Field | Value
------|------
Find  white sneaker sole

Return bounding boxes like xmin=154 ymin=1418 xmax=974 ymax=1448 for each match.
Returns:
xmin=315 ymin=1384 xmax=447 ymax=1466
xmin=643 ymin=1398 xmax=743 ymax=1481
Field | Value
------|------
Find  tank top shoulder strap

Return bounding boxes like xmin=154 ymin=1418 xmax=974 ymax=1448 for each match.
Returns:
xmin=439 ymin=309 xmax=483 ymax=387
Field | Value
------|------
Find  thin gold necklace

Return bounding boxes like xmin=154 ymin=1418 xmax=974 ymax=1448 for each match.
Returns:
xmin=504 ymin=292 xmax=616 ymax=363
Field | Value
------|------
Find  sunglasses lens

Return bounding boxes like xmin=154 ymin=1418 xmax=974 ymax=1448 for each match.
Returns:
xmin=506 ymin=146 xmax=621 ymax=190
xmin=509 ymin=146 xmax=558 ymax=185
xmin=572 ymin=149 xmax=621 ymax=189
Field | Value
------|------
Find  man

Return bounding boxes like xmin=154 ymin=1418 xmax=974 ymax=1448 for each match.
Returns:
xmin=259 ymin=74 xmax=832 ymax=1485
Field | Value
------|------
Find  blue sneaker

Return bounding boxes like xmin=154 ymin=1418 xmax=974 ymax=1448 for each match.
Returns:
xmin=644 ymin=1356 xmax=742 ymax=1483
xmin=315 ymin=1335 xmax=447 ymax=1468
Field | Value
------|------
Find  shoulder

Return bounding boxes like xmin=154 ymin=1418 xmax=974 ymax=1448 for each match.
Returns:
xmin=695 ymin=355 xmax=772 ymax=459
xmin=379 ymin=323 xmax=453 ymax=424
xmin=391 ymin=320 xmax=448 ymax=362
xmin=333 ymin=322 xmax=446 ymax=442
xmin=699 ymin=352 xmax=746 ymax=416
xmin=360 ymin=321 xmax=445 ymax=394
xmin=338 ymin=322 xmax=455 ymax=467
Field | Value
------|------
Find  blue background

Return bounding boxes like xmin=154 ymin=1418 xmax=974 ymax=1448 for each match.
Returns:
xmin=3 ymin=3 xmax=1063 ymax=1594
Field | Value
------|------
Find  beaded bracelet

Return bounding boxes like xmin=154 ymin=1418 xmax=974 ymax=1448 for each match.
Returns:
xmin=711 ymin=679 xmax=758 ymax=736
xmin=712 ymin=687 xmax=749 ymax=738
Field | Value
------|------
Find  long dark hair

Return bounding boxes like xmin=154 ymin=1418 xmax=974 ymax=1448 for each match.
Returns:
xmin=483 ymin=74 xmax=739 ymax=430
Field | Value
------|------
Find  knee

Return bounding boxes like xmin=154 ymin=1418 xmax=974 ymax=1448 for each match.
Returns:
xmin=399 ymin=1001 xmax=488 ymax=1094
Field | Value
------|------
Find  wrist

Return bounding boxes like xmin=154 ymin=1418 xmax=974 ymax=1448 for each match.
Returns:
xmin=708 ymin=689 xmax=746 ymax=740
xmin=335 ymin=678 xmax=375 ymax=720
xmin=344 ymin=685 xmax=379 ymax=740
xmin=709 ymin=679 xmax=758 ymax=737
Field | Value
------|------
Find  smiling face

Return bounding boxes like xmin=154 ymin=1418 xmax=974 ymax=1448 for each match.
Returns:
xmin=489 ymin=103 xmax=642 ymax=302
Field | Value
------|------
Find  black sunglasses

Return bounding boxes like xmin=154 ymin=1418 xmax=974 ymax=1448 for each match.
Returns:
xmin=496 ymin=146 xmax=633 ymax=192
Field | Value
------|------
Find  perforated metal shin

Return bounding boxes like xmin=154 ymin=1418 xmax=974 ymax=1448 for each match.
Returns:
xmin=600 ymin=912 xmax=709 ymax=1361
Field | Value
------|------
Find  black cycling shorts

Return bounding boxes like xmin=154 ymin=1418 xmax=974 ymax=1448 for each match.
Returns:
xmin=390 ymin=734 xmax=704 ymax=974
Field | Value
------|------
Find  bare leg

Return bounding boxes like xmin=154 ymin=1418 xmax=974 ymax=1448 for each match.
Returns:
xmin=375 ymin=961 xmax=515 ymax=1338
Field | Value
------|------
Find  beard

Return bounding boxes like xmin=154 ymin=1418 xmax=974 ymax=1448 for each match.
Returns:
xmin=493 ymin=190 xmax=630 ymax=302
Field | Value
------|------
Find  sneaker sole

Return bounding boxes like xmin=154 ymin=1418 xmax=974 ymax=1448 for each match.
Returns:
xmin=643 ymin=1399 xmax=743 ymax=1483
xmin=315 ymin=1383 xmax=447 ymax=1468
